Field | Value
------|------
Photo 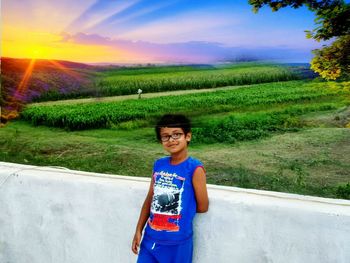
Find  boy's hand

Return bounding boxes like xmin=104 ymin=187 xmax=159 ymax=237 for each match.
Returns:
xmin=132 ymin=231 xmax=141 ymax=255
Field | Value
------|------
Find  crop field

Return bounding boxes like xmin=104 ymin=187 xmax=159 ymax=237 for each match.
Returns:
xmin=2 ymin=59 xmax=304 ymax=106
xmin=22 ymin=80 xmax=349 ymax=134
xmin=95 ymin=64 xmax=299 ymax=96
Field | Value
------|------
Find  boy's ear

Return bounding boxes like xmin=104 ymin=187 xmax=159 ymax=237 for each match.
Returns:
xmin=186 ymin=132 xmax=192 ymax=142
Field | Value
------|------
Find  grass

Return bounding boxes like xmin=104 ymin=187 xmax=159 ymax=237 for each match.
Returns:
xmin=1 ymin=118 xmax=349 ymax=199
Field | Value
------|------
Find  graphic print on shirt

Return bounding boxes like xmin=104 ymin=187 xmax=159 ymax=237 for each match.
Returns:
xmin=148 ymin=171 xmax=185 ymax=232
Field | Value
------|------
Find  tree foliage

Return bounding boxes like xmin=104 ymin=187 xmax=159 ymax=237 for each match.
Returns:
xmin=249 ymin=0 xmax=350 ymax=80
xmin=311 ymin=35 xmax=350 ymax=80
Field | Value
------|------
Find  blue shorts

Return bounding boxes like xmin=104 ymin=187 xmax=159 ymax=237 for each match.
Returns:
xmin=136 ymin=236 xmax=193 ymax=263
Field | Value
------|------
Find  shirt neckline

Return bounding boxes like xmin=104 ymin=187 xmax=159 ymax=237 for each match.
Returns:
xmin=168 ymin=156 xmax=190 ymax=166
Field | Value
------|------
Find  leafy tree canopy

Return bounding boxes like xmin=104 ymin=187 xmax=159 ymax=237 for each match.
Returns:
xmin=249 ymin=0 xmax=350 ymax=80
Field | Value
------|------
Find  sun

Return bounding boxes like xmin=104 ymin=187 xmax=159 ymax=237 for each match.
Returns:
xmin=11 ymin=43 xmax=53 ymax=60
xmin=29 ymin=47 xmax=49 ymax=59
xmin=33 ymin=49 xmax=40 ymax=57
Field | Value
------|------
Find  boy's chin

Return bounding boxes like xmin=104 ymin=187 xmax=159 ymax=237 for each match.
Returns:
xmin=166 ymin=149 xmax=178 ymax=154
xmin=165 ymin=147 xmax=179 ymax=153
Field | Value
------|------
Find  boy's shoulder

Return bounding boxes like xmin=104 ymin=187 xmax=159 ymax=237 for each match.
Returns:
xmin=188 ymin=156 xmax=202 ymax=165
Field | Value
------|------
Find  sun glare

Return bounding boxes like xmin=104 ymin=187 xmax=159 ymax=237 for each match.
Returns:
xmin=32 ymin=49 xmax=40 ymax=57
xmin=16 ymin=59 xmax=36 ymax=96
xmin=27 ymin=46 xmax=51 ymax=59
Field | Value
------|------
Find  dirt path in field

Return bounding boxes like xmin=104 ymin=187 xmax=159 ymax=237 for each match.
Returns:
xmin=30 ymin=84 xmax=253 ymax=106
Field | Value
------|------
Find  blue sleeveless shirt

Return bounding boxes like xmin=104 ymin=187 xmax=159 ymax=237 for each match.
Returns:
xmin=144 ymin=156 xmax=204 ymax=244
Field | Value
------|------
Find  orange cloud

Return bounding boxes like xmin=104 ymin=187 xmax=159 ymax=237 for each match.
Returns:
xmin=2 ymin=25 xmax=139 ymax=63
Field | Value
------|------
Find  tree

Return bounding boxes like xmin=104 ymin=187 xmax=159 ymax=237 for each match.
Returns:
xmin=311 ymin=35 xmax=349 ymax=80
xmin=249 ymin=0 xmax=350 ymax=80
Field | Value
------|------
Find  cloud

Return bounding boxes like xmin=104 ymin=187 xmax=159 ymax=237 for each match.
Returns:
xmin=90 ymin=0 xmax=179 ymax=30
xmin=2 ymin=0 xmax=96 ymax=31
xmin=59 ymin=32 xmax=317 ymax=63
xmin=65 ymin=0 xmax=140 ymax=33
xmin=117 ymin=10 xmax=242 ymax=44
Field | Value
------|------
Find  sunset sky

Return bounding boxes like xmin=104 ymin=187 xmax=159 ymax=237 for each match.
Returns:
xmin=1 ymin=0 xmax=333 ymax=64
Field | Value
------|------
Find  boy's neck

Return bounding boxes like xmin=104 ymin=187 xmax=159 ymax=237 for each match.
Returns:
xmin=170 ymin=150 xmax=188 ymax=165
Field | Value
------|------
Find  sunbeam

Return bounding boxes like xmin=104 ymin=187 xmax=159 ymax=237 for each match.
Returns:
xmin=48 ymin=60 xmax=82 ymax=80
xmin=14 ymin=59 xmax=36 ymax=100
xmin=1 ymin=59 xmax=36 ymax=122
xmin=65 ymin=0 xmax=139 ymax=33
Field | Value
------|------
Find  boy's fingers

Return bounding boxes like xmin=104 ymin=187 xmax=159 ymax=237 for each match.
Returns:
xmin=132 ymin=240 xmax=139 ymax=254
xmin=133 ymin=244 xmax=139 ymax=255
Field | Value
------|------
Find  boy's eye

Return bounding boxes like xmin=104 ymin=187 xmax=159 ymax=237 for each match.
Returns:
xmin=172 ymin=133 xmax=181 ymax=138
xmin=161 ymin=135 xmax=168 ymax=141
xmin=160 ymin=133 xmax=184 ymax=142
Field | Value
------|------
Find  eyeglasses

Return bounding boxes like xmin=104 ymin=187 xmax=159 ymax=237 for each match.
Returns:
xmin=160 ymin=133 xmax=184 ymax=142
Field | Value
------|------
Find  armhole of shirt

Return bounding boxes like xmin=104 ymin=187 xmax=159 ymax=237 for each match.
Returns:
xmin=152 ymin=160 xmax=158 ymax=181
xmin=192 ymin=165 xmax=206 ymax=179
xmin=153 ymin=158 xmax=160 ymax=171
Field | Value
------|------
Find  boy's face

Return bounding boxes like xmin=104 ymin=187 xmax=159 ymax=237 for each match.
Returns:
xmin=159 ymin=127 xmax=191 ymax=155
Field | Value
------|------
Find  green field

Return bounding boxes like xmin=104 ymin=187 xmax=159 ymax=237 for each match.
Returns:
xmin=95 ymin=64 xmax=299 ymax=97
xmin=22 ymin=80 xmax=349 ymax=135
xmin=33 ymin=63 xmax=301 ymax=102
xmin=1 ymin=63 xmax=350 ymax=200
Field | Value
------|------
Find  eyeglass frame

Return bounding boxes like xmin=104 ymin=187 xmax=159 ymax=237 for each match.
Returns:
xmin=160 ymin=132 xmax=184 ymax=142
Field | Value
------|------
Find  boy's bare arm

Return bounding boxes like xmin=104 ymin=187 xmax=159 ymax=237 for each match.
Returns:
xmin=192 ymin=167 xmax=209 ymax=213
xmin=132 ymin=176 xmax=154 ymax=255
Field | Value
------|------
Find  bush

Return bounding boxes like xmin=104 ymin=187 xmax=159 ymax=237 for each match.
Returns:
xmin=336 ymin=183 xmax=350 ymax=200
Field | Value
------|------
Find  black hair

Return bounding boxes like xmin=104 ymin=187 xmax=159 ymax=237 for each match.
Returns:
xmin=155 ymin=114 xmax=191 ymax=142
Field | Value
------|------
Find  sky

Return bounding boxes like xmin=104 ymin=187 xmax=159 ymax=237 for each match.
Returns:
xmin=1 ymin=0 xmax=331 ymax=64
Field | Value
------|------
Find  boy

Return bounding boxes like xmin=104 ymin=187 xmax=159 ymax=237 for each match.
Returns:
xmin=132 ymin=114 xmax=209 ymax=263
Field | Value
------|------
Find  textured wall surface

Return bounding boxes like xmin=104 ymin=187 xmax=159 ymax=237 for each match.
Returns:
xmin=1 ymin=161 xmax=350 ymax=263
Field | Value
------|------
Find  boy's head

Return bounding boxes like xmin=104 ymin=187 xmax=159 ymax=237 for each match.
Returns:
xmin=155 ymin=114 xmax=192 ymax=145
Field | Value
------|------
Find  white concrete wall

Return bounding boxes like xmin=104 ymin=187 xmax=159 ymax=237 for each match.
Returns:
xmin=0 ymin=161 xmax=350 ymax=263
